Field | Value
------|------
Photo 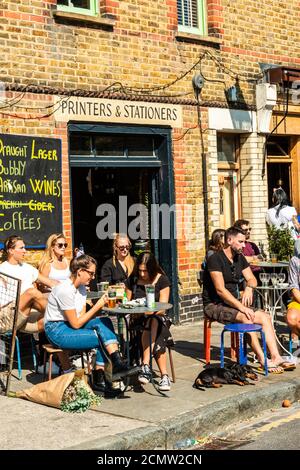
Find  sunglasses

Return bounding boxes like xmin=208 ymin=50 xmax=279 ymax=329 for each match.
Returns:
xmin=117 ymin=245 xmax=130 ymax=251
xmin=244 ymin=228 xmax=252 ymax=232
xmin=84 ymin=269 xmax=95 ymax=278
xmin=56 ymin=243 xmax=68 ymax=249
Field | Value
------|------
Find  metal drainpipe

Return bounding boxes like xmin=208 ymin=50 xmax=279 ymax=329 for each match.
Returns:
xmin=196 ymin=95 xmax=210 ymax=251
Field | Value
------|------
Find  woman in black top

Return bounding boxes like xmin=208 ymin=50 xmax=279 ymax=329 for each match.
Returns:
xmin=125 ymin=251 xmax=174 ymax=392
xmin=100 ymin=234 xmax=135 ymax=285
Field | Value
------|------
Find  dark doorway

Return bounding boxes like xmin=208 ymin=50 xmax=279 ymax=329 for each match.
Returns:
xmin=267 ymin=162 xmax=291 ymax=206
xmin=267 ymin=136 xmax=291 ymax=206
xmin=69 ymin=124 xmax=179 ymax=322
xmin=71 ymin=166 xmax=155 ymax=270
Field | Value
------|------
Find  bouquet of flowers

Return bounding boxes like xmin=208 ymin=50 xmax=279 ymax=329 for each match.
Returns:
xmin=13 ymin=369 xmax=101 ymax=413
xmin=61 ymin=375 xmax=101 ymax=413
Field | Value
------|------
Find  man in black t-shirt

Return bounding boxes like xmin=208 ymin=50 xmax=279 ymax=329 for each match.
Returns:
xmin=203 ymin=226 xmax=293 ymax=374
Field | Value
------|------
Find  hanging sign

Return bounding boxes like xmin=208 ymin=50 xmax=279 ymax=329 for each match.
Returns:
xmin=54 ymin=96 xmax=183 ymax=127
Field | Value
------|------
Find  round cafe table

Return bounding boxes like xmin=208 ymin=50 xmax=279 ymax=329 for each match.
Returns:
xmin=250 ymin=261 xmax=289 ymax=273
xmin=102 ymin=302 xmax=173 ymax=395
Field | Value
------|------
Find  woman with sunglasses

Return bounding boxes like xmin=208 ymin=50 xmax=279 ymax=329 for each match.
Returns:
xmin=0 ymin=235 xmax=58 ymax=333
xmin=44 ymin=254 xmax=138 ymax=397
xmin=100 ymin=234 xmax=135 ymax=286
xmin=39 ymin=233 xmax=70 ymax=287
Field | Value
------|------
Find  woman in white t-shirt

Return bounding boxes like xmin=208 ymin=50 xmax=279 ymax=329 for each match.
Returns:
xmin=0 ymin=235 xmax=58 ymax=333
xmin=38 ymin=233 xmax=71 ymax=289
xmin=44 ymin=254 xmax=138 ymax=397
xmin=266 ymin=188 xmax=300 ymax=240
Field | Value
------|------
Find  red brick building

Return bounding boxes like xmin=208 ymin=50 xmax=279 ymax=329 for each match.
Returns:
xmin=1 ymin=1 xmax=300 ymax=322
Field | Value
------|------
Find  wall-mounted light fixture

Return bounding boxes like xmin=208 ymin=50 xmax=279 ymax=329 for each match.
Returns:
xmin=225 ymin=85 xmax=238 ymax=103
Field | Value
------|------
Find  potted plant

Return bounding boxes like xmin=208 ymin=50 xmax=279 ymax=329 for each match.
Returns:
xmin=267 ymin=225 xmax=294 ymax=261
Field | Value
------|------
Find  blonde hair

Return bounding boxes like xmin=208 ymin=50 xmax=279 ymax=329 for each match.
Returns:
xmin=39 ymin=233 xmax=66 ymax=272
xmin=112 ymin=233 xmax=134 ymax=276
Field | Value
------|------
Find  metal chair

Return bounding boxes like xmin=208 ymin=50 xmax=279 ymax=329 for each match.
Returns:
xmin=204 ymin=316 xmax=238 ymax=364
xmin=42 ymin=344 xmax=92 ymax=381
xmin=220 ymin=323 xmax=268 ymax=375
xmin=0 ymin=332 xmax=37 ymax=380
xmin=288 ymin=331 xmax=300 ymax=354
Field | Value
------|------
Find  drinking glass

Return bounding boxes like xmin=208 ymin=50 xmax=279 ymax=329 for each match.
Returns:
xmin=259 ymin=273 xmax=267 ymax=286
xmin=270 ymin=253 xmax=277 ymax=263
xmin=278 ymin=273 xmax=286 ymax=285
xmin=264 ymin=273 xmax=271 ymax=285
xmin=271 ymin=273 xmax=278 ymax=286
xmin=108 ymin=287 xmax=116 ymax=308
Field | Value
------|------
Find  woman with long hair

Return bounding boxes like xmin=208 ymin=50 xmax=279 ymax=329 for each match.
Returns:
xmin=207 ymin=229 xmax=226 ymax=258
xmin=44 ymin=254 xmax=138 ymax=397
xmin=125 ymin=251 xmax=174 ymax=392
xmin=266 ymin=188 xmax=300 ymax=239
xmin=0 ymin=235 xmax=58 ymax=333
xmin=100 ymin=233 xmax=135 ymax=285
xmin=39 ymin=233 xmax=70 ymax=284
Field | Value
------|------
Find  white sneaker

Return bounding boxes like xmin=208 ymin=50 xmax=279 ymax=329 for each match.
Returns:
xmin=158 ymin=374 xmax=171 ymax=391
xmin=138 ymin=364 xmax=152 ymax=384
xmin=37 ymin=362 xmax=60 ymax=375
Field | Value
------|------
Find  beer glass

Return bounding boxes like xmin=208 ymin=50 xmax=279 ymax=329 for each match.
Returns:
xmin=108 ymin=288 xmax=116 ymax=308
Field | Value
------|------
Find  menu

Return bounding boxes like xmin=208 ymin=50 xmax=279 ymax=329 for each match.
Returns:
xmin=0 ymin=133 xmax=62 ymax=247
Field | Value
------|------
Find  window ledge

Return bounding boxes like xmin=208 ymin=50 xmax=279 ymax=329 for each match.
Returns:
xmin=218 ymin=162 xmax=239 ymax=170
xmin=52 ymin=10 xmax=115 ymax=29
xmin=175 ymin=31 xmax=221 ymax=48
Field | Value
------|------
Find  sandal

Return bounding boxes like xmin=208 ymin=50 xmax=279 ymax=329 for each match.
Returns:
xmin=258 ymin=359 xmax=285 ymax=374
xmin=275 ymin=362 xmax=296 ymax=371
xmin=258 ymin=365 xmax=283 ymax=374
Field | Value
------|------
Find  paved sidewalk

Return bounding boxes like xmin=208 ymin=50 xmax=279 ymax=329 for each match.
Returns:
xmin=1 ymin=320 xmax=300 ymax=450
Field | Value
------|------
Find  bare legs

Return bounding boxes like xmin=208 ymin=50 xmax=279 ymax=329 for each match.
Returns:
xmin=236 ymin=309 xmax=285 ymax=366
xmin=141 ymin=317 xmax=168 ymax=376
xmin=286 ymin=308 xmax=300 ymax=337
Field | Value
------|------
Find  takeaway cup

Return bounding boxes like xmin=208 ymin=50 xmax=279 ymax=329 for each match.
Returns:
xmin=97 ymin=281 xmax=109 ymax=292
xmin=145 ymin=284 xmax=155 ymax=309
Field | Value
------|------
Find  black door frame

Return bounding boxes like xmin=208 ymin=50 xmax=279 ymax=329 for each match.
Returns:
xmin=68 ymin=123 xmax=179 ymax=323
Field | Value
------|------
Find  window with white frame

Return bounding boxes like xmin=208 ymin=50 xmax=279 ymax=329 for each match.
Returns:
xmin=57 ymin=0 xmax=98 ymax=16
xmin=177 ymin=0 xmax=207 ymax=35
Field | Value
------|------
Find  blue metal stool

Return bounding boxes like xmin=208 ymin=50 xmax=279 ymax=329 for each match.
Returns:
xmin=289 ymin=331 xmax=300 ymax=354
xmin=220 ymin=323 xmax=268 ymax=376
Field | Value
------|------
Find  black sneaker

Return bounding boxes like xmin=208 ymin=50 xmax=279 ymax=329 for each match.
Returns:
xmin=138 ymin=364 xmax=152 ymax=385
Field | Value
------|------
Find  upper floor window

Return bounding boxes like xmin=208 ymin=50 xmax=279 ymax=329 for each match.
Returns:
xmin=177 ymin=0 xmax=207 ymax=35
xmin=57 ymin=0 xmax=98 ymax=16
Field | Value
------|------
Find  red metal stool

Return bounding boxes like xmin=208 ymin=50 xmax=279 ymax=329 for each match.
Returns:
xmin=204 ymin=317 xmax=238 ymax=364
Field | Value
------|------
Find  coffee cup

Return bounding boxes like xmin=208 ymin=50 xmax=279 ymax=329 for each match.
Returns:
xmin=97 ymin=281 xmax=109 ymax=292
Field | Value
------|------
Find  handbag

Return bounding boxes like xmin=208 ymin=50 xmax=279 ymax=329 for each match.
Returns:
xmin=0 ymin=301 xmax=15 ymax=334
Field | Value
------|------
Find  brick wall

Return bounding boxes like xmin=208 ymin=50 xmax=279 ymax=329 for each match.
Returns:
xmin=239 ymin=133 xmax=269 ymax=248
xmin=1 ymin=1 xmax=300 ymax=321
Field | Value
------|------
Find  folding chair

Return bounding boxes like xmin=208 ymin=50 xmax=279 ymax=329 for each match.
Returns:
xmin=0 ymin=273 xmax=21 ymax=395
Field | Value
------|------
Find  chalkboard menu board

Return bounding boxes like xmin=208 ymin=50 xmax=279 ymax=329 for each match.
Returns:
xmin=0 ymin=133 xmax=62 ymax=247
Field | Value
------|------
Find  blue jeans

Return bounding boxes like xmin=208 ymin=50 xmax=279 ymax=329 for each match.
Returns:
xmin=45 ymin=317 xmax=118 ymax=366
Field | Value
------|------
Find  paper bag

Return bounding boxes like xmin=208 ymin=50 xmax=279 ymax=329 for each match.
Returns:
xmin=15 ymin=369 xmax=88 ymax=409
